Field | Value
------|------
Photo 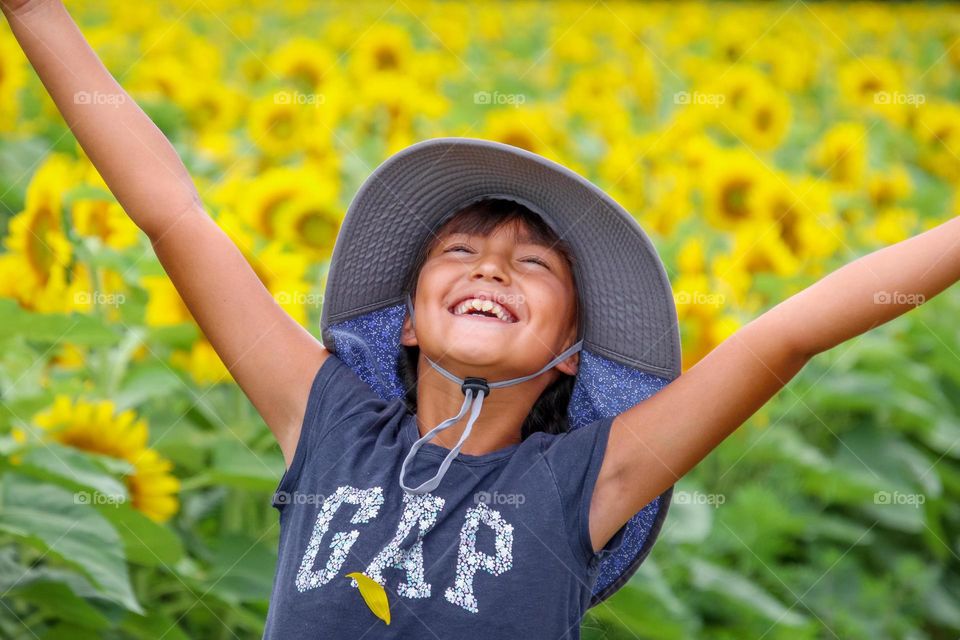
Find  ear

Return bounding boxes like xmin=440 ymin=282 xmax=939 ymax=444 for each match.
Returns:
xmin=554 ymin=327 xmax=580 ymax=376
xmin=400 ymin=312 xmax=419 ymax=347
xmin=554 ymin=351 xmax=579 ymax=377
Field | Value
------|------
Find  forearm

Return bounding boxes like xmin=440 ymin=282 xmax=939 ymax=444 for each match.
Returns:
xmin=4 ymin=0 xmax=199 ymax=238
xmin=767 ymin=214 xmax=960 ymax=359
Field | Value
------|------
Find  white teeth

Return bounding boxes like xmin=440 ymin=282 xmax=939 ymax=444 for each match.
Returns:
xmin=452 ymin=297 xmax=515 ymax=323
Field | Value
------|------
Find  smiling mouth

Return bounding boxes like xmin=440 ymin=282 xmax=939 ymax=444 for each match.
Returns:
xmin=447 ymin=298 xmax=519 ymax=324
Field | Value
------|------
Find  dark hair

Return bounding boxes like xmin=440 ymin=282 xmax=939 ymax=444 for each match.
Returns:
xmin=398 ymin=198 xmax=580 ymax=439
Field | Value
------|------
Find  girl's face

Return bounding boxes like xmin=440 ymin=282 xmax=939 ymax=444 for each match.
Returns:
xmin=401 ymin=221 xmax=579 ymax=380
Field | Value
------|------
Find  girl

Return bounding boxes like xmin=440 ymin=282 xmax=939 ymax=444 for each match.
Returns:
xmin=4 ymin=1 xmax=959 ymax=638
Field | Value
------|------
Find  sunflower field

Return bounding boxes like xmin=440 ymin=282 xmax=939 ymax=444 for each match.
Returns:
xmin=1 ymin=0 xmax=960 ymax=638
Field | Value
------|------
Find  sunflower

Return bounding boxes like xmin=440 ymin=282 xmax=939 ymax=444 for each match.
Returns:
xmin=24 ymin=396 xmax=180 ymax=523
xmin=246 ymin=93 xmax=315 ymax=159
xmin=273 ymin=191 xmax=344 ymax=260
xmin=859 ymin=206 xmax=919 ymax=246
xmin=754 ymin=174 xmax=840 ymax=262
xmin=728 ymin=84 xmax=793 ymax=151
xmin=682 ymin=309 xmax=742 ymax=370
xmin=0 ymin=31 xmax=26 ymax=132
xmin=837 ymin=56 xmax=906 ymax=126
xmin=808 ymin=122 xmax=868 ymax=191
xmin=642 ymin=161 xmax=693 ymax=237
xmin=481 ymin=105 xmax=569 ymax=161
xmin=753 ymin=35 xmax=818 ymax=93
xmin=348 ymin=23 xmax=416 ymax=80
xmin=71 ymin=198 xmax=141 ymax=250
xmin=269 ymin=38 xmax=341 ymax=93
xmin=912 ymin=101 xmax=960 ymax=182
xmin=182 ymin=80 xmax=246 ymax=134
xmin=140 ymin=274 xmax=193 ymax=327
xmin=169 ymin=339 xmax=235 ymax=386
xmin=598 ymin=136 xmax=646 ymax=214
xmin=1 ymin=155 xmax=102 ymax=313
xmin=867 ymin=164 xmax=913 ymax=209
xmin=701 ymin=149 xmax=770 ymax=231
xmin=725 ymin=219 xmax=803 ymax=279
xmin=234 ymin=164 xmax=336 ymax=239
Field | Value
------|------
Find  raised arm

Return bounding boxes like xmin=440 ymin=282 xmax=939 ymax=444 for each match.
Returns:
xmin=2 ymin=0 xmax=329 ymax=467
xmin=589 ymin=214 xmax=960 ymax=552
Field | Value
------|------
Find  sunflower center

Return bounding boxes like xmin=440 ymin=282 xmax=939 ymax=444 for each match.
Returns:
xmin=720 ymin=179 xmax=752 ymax=218
xmin=754 ymin=107 xmax=772 ymax=132
xmin=374 ymin=46 xmax=399 ymax=70
xmin=297 ymin=210 xmax=338 ymax=248
xmin=270 ymin=112 xmax=294 ymax=139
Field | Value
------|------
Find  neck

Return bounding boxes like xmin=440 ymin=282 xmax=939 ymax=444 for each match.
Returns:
xmin=413 ymin=353 xmax=556 ymax=455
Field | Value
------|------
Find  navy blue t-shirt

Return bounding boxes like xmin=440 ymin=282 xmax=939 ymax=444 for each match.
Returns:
xmin=263 ymin=353 xmax=628 ymax=639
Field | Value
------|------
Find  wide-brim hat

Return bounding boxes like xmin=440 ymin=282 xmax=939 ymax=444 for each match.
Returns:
xmin=319 ymin=137 xmax=681 ymax=606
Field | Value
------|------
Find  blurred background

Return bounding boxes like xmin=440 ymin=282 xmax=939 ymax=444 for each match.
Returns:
xmin=1 ymin=0 xmax=959 ymax=637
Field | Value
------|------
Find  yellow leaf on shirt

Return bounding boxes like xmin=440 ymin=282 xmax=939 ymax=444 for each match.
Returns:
xmin=345 ymin=571 xmax=391 ymax=625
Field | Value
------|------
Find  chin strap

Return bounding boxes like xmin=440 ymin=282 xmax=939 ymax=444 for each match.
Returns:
xmin=399 ymin=292 xmax=583 ymax=494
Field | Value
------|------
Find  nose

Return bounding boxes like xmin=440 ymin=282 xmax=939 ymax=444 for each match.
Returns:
xmin=469 ymin=254 xmax=509 ymax=284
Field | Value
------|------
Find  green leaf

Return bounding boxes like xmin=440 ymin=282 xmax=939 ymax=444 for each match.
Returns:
xmin=688 ymin=558 xmax=808 ymax=626
xmin=119 ymin=609 xmax=191 ymax=640
xmin=13 ymin=441 xmax=129 ymax=501
xmin=0 ymin=298 xmax=118 ymax=346
xmin=8 ymin=580 xmax=111 ymax=630
xmin=205 ymin=532 xmax=278 ymax=603
xmin=0 ymin=473 xmax=143 ymax=614
xmin=113 ymin=362 xmax=188 ymax=411
xmin=210 ymin=439 xmax=283 ymax=491
xmin=93 ymin=501 xmax=184 ymax=569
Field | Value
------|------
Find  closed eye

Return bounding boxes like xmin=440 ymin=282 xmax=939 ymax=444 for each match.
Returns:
xmin=522 ymin=256 xmax=549 ymax=268
xmin=444 ymin=244 xmax=551 ymax=269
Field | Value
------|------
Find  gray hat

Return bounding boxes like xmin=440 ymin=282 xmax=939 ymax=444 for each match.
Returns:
xmin=319 ymin=137 xmax=681 ymax=606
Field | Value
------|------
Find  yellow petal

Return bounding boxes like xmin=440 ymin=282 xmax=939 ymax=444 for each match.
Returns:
xmin=345 ymin=572 xmax=390 ymax=625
